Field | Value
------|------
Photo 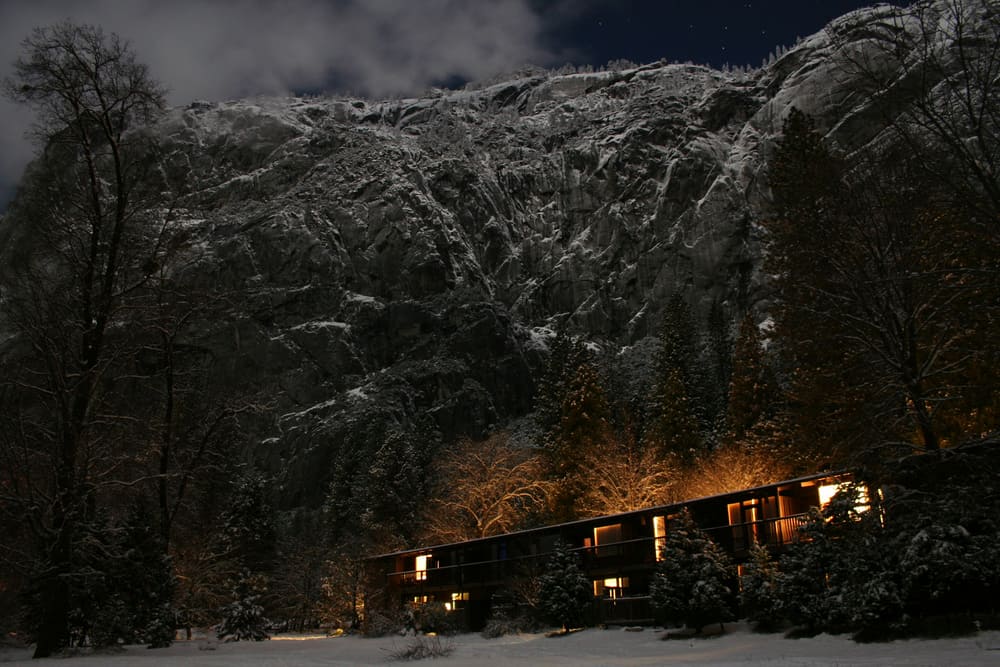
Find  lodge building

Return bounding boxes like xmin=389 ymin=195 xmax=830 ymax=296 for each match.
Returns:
xmin=365 ymin=470 xmax=853 ymax=630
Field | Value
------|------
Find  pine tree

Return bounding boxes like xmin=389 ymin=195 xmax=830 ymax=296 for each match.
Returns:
xmin=535 ymin=329 xmax=589 ymax=440
xmin=649 ymin=509 xmax=734 ymax=633
xmin=545 ymin=362 xmax=612 ymax=521
xmin=219 ymin=470 xmax=276 ymax=575
xmin=361 ymin=425 xmax=434 ymax=548
xmin=537 ymin=542 xmax=591 ymax=632
xmin=705 ymin=300 xmax=733 ymax=438
xmin=217 ymin=569 xmax=270 ymax=642
xmin=775 ymin=484 xmax=884 ymax=634
xmin=725 ymin=314 xmax=779 ymax=442
xmin=739 ymin=544 xmax=781 ymax=631
xmin=110 ymin=504 xmax=176 ymax=648
xmin=644 ymin=296 xmax=704 ymax=463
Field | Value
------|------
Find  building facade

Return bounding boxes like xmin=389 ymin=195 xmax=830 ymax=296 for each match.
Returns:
xmin=365 ymin=471 xmax=851 ymax=630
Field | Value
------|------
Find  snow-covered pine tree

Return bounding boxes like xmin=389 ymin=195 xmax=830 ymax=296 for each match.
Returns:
xmin=775 ymin=483 xmax=893 ymax=635
xmin=649 ymin=509 xmax=734 ymax=633
xmin=537 ymin=541 xmax=591 ymax=632
xmin=739 ymin=544 xmax=781 ymax=631
xmin=215 ymin=469 xmax=277 ymax=640
xmin=217 ymin=569 xmax=270 ymax=642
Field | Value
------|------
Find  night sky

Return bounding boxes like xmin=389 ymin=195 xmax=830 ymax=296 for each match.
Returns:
xmin=0 ymin=0 xmax=901 ymax=210
xmin=539 ymin=1 xmax=887 ymax=70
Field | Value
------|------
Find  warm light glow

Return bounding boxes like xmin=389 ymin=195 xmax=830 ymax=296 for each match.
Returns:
xmin=444 ymin=602 xmax=452 ymax=611
xmin=597 ymin=577 xmax=629 ymax=599
xmin=415 ymin=554 xmax=429 ymax=581
xmin=653 ymin=516 xmax=667 ymax=561
xmin=594 ymin=523 xmax=623 ymax=556
xmin=451 ymin=592 xmax=469 ymax=601
xmin=818 ymin=482 xmax=870 ymax=513
xmin=818 ymin=484 xmax=839 ymax=507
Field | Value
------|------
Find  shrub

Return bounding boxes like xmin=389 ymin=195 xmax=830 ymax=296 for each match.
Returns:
xmin=411 ymin=602 xmax=455 ymax=635
xmin=389 ymin=634 xmax=454 ymax=660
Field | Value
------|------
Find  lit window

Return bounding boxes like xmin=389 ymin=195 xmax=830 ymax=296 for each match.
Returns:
xmin=594 ymin=524 xmax=623 ymax=556
xmin=415 ymin=554 xmax=429 ymax=581
xmin=653 ymin=516 xmax=667 ymax=561
xmin=595 ymin=577 xmax=629 ymax=599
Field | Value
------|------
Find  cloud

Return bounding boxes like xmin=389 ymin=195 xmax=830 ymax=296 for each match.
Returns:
xmin=0 ymin=0 xmax=556 ymax=208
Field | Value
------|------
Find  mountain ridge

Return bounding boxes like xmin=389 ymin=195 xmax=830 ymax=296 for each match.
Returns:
xmin=1 ymin=0 xmax=986 ymax=510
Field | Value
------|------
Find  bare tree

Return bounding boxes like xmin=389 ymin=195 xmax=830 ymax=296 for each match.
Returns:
xmin=0 ymin=22 xmax=168 ymax=657
xmin=577 ymin=426 xmax=677 ymax=517
xmin=423 ymin=433 xmax=550 ymax=543
xmin=766 ymin=109 xmax=994 ymax=456
xmin=676 ymin=438 xmax=796 ymax=501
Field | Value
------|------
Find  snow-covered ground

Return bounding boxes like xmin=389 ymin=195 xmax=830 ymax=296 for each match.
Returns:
xmin=2 ymin=625 xmax=999 ymax=666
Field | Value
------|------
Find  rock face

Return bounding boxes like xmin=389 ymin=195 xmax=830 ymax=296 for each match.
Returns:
xmin=0 ymin=1 xmax=985 ymax=509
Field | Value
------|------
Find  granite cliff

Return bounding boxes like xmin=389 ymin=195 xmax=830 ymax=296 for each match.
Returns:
xmin=2 ymin=1 xmax=991 ymax=509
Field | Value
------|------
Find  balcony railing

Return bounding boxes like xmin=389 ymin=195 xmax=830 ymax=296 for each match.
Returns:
xmin=383 ymin=512 xmax=812 ymax=588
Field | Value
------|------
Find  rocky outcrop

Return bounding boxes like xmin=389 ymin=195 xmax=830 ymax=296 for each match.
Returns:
xmin=2 ymin=1 xmax=985 ymax=509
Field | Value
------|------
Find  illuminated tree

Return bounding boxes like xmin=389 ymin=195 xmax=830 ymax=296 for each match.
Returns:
xmin=577 ymin=425 xmax=677 ymax=517
xmin=676 ymin=436 xmax=795 ymax=501
xmin=424 ymin=432 xmax=550 ymax=543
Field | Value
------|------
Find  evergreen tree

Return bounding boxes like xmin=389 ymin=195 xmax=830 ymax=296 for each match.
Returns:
xmin=537 ymin=542 xmax=591 ymax=632
xmin=217 ymin=569 xmax=270 ymax=642
xmin=649 ymin=509 xmax=734 ymax=633
xmin=645 ymin=295 xmax=704 ymax=462
xmin=739 ymin=544 xmax=781 ymax=631
xmin=215 ymin=469 xmax=277 ymax=639
xmin=725 ymin=314 xmax=779 ymax=442
xmin=775 ymin=484 xmax=888 ymax=634
xmin=535 ymin=329 xmax=589 ymax=440
xmin=108 ymin=504 xmax=176 ymax=648
xmin=219 ymin=470 xmax=276 ymax=575
xmin=361 ymin=424 xmax=435 ymax=548
xmin=545 ymin=362 xmax=612 ymax=521
xmin=705 ymin=299 xmax=733 ymax=440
